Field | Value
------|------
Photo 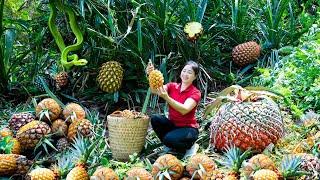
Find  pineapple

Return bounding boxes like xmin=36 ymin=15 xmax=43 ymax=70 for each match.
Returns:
xmin=206 ymin=85 xmax=284 ymax=152
xmin=9 ymin=112 xmax=35 ymax=133
xmin=16 ymin=121 xmax=51 ymax=150
xmin=185 ymin=154 xmax=216 ymax=179
xmin=55 ymin=71 xmax=69 ymax=89
xmin=148 ymin=70 xmax=164 ymax=89
xmin=184 ymin=22 xmax=203 ymax=42
xmin=210 ymin=169 xmax=225 ymax=179
xmin=151 ymin=154 xmax=184 ymax=180
xmin=51 ymin=119 xmax=68 ymax=137
xmin=63 ymin=103 xmax=86 ymax=121
xmin=232 ymin=41 xmax=261 ymax=66
xmin=252 ymin=169 xmax=278 ymax=180
xmin=27 ymin=167 xmax=56 ymax=180
xmin=97 ymin=61 xmax=124 ymax=93
xmin=298 ymin=153 xmax=320 ymax=180
xmin=56 ymin=137 xmax=70 ymax=152
xmin=0 ymin=127 xmax=13 ymax=138
xmin=241 ymin=154 xmax=276 ymax=178
xmin=125 ymin=167 xmax=152 ymax=180
xmin=10 ymin=138 xmax=21 ymax=154
xmin=179 ymin=177 xmax=190 ymax=180
xmin=91 ymin=167 xmax=119 ymax=180
xmin=0 ymin=154 xmax=33 ymax=176
xmin=50 ymin=152 xmax=74 ymax=179
xmin=36 ymin=98 xmax=61 ymax=121
xmin=67 ymin=119 xmax=93 ymax=140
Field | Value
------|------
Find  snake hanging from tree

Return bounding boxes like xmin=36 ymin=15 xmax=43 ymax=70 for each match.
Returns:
xmin=48 ymin=0 xmax=87 ymax=70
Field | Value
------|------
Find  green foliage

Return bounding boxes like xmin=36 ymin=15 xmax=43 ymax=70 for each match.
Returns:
xmin=0 ymin=136 xmax=14 ymax=154
xmin=253 ymin=22 xmax=320 ymax=116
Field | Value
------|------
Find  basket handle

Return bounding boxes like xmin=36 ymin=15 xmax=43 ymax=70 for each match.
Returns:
xmin=110 ymin=110 xmax=123 ymax=117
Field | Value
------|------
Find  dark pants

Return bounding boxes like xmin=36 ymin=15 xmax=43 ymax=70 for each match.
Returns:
xmin=151 ymin=114 xmax=199 ymax=152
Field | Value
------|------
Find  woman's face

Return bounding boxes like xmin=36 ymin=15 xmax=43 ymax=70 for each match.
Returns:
xmin=180 ymin=65 xmax=196 ymax=84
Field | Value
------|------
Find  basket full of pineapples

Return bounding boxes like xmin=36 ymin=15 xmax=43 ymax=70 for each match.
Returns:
xmin=107 ymin=110 xmax=149 ymax=161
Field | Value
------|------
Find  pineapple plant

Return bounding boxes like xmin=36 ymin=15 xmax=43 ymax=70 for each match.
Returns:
xmin=26 ymin=167 xmax=56 ymax=180
xmin=184 ymin=22 xmax=203 ymax=42
xmin=63 ymin=103 xmax=86 ymax=121
xmin=51 ymin=119 xmax=68 ymax=137
xmin=151 ymin=154 xmax=184 ymax=180
xmin=0 ymin=127 xmax=13 ymax=138
xmin=91 ymin=167 xmax=119 ymax=180
xmin=0 ymin=154 xmax=33 ymax=176
xmin=241 ymin=154 xmax=276 ymax=178
xmin=8 ymin=112 xmax=35 ymax=133
xmin=252 ymin=169 xmax=278 ymax=180
xmin=125 ymin=167 xmax=152 ymax=180
xmin=36 ymin=98 xmax=62 ymax=121
xmin=56 ymin=137 xmax=70 ymax=152
xmin=231 ymin=41 xmax=261 ymax=66
xmin=185 ymin=154 xmax=216 ymax=179
xmin=205 ymin=85 xmax=284 ymax=152
xmin=277 ymin=155 xmax=306 ymax=179
xmin=148 ymin=70 xmax=164 ymax=89
xmin=67 ymin=119 xmax=93 ymax=140
xmin=54 ymin=71 xmax=69 ymax=89
xmin=16 ymin=120 xmax=51 ymax=150
xmin=97 ymin=61 xmax=124 ymax=93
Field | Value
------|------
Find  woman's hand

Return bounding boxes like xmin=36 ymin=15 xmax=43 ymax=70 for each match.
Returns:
xmin=156 ymin=86 xmax=169 ymax=100
xmin=146 ymin=60 xmax=154 ymax=75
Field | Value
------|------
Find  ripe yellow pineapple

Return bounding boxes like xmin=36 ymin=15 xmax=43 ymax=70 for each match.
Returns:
xmin=63 ymin=103 xmax=86 ymax=121
xmin=206 ymin=85 xmax=284 ymax=152
xmin=91 ymin=167 xmax=119 ymax=180
xmin=51 ymin=119 xmax=68 ymax=137
xmin=252 ymin=169 xmax=278 ymax=180
xmin=186 ymin=154 xmax=216 ymax=179
xmin=36 ymin=98 xmax=61 ymax=121
xmin=97 ymin=61 xmax=124 ymax=93
xmin=241 ymin=154 xmax=276 ymax=178
xmin=232 ymin=41 xmax=261 ymax=66
xmin=151 ymin=154 xmax=184 ymax=180
xmin=10 ymin=138 xmax=21 ymax=154
xmin=16 ymin=121 xmax=51 ymax=149
xmin=0 ymin=154 xmax=33 ymax=176
xmin=148 ymin=70 xmax=164 ymax=89
xmin=184 ymin=22 xmax=203 ymax=42
xmin=0 ymin=127 xmax=13 ymax=137
xmin=67 ymin=119 xmax=93 ymax=140
xmin=66 ymin=164 xmax=89 ymax=180
xmin=27 ymin=167 xmax=56 ymax=180
xmin=55 ymin=71 xmax=69 ymax=89
xmin=9 ymin=112 xmax=35 ymax=133
xmin=125 ymin=167 xmax=152 ymax=180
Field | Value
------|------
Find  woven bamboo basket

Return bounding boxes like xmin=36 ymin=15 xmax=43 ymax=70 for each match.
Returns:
xmin=107 ymin=111 xmax=150 ymax=161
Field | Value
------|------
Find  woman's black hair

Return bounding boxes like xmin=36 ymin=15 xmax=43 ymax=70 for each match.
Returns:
xmin=177 ymin=60 xmax=200 ymax=88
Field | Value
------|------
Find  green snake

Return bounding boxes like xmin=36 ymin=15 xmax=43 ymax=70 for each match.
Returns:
xmin=48 ymin=0 xmax=87 ymax=70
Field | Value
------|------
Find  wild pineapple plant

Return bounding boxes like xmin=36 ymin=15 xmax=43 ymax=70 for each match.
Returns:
xmin=205 ymin=85 xmax=284 ymax=153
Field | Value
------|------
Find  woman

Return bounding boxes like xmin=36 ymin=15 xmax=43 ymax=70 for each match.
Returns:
xmin=146 ymin=60 xmax=201 ymax=158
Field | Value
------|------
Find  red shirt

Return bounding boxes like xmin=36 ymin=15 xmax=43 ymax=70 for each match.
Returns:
xmin=166 ymin=82 xmax=201 ymax=128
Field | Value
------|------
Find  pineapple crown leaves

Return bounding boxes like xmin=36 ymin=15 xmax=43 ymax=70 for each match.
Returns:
xmin=190 ymin=164 xmax=206 ymax=179
xmin=34 ymin=134 xmax=58 ymax=154
xmin=279 ymin=155 xmax=307 ymax=178
xmin=204 ymin=85 xmax=282 ymax=117
xmin=156 ymin=169 xmax=174 ymax=180
xmin=312 ymin=142 xmax=320 ymax=158
xmin=0 ymin=136 xmax=14 ymax=154
xmin=51 ymin=152 xmax=74 ymax=178
xmin=217 ymin=146 xmax=252 ymax=173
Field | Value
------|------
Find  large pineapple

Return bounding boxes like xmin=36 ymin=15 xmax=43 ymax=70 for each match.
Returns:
xmin=16 ymin=121 xmax=51 ymax=150
xmin=9 ymin=112 xmax=35 ymax=133
xmin=67 ymin=119 xmax=93 ymax=140
xmin=241 ymin=154 xmax=276 ymax=178
xmin=252 ymin=169 xmax=278 ymax=180
xmin=125 ymin=167 xmax=152 ymax=180
xmin=0 ymin=154 xmax=33 ymax=176
xmin=97 ymin=61 xmax=124 ymax=93
xmin=151 ymin=154 xmax=184 ymax=180
xmin=51 ymin=119 xmax=68 ymax=137
xmin=91 ymin=167 xmax=119 ymax=180
xmin=186 ymin=154 xmax=216 ymax=179
xmin=232 ymin=41 xmax=261 ymax=66
xmin=27 ymin=167 xmax=56 ymax=180
xmin=184 ymin=22 xmax=203 ymax=42
xmin=63 ymin=103 xmax=86 ymax=121
xmin=148 ymin=70 xmax=164 ymax=89
xmin=36 ymin=98 xmax=61 ymax=121
xmin=206 ymin=85 xmax=284 ymax=152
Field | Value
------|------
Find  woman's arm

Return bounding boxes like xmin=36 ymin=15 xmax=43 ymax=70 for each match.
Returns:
xmin=156 ymin=86 xmax=197 ymax=115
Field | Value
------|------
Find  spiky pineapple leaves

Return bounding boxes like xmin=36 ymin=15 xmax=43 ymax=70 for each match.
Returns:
xmin=0 ymin=136 xmax=14 ymax=153
xmin=279 ymin=155 xmax=308 ymax=179
xmin=204 ymin=85 xmax=282 ymax=117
